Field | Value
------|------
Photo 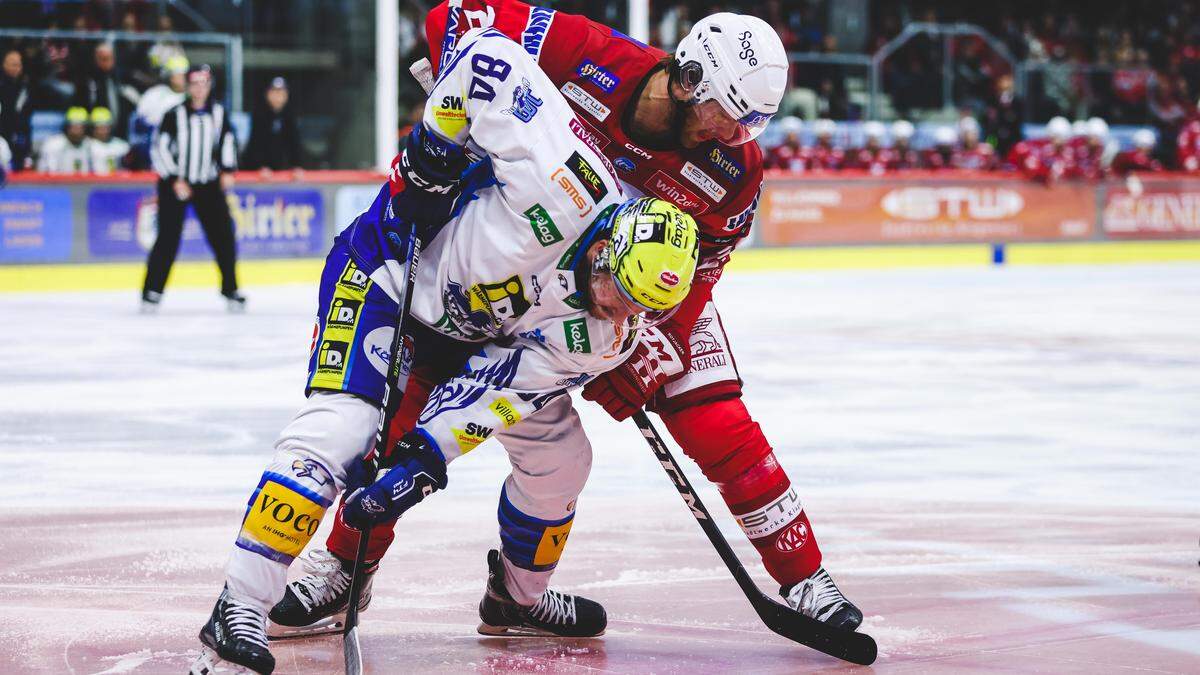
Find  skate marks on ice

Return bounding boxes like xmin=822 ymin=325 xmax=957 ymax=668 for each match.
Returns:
xmin=1 ymin=497 xmax=1198 ymax=674
xmin=0 ymin=267 xmax=1198 ymax=672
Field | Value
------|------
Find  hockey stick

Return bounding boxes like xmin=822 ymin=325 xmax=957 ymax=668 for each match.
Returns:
xmin=343 ymin=3 xmax=463 ymax=672
xmin=343 ymin=224 xmax=422 ymax=675
xmin=631 ymin=411 xmax=878 ymax=666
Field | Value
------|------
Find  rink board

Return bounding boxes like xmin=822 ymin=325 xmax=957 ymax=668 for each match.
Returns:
xmin=3 ymin=239 xmax=1200 ymax=293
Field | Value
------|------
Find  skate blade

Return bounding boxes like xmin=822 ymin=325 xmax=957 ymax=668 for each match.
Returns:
xmin=267 ymin=613 xmax=346 ymax=641
xmin=477 ymin=622 xmax=605 ymax=638
xmin=189 ymin=645 xmax=258 ymax=674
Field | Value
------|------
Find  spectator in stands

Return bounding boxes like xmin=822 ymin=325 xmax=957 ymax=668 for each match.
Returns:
xmin=807 ymin=118 xmax=844 ymax=171
xmin=136 ymin=55 xmax=188 ymax=128
xmin=1177 ymin=106 xmax=1200 ymax=171
xmin=889 ymin=120 xmax=921 ymax=169
xmin=764 ymin=116 xmax=807 ymax=172
xmin=73 ymin=42 xmax=134 ymax=137
xmin=984 ymin=74 xmax=1024 ymax=158
xmin=37 ymin=106 xmax=92 ymax=174
xmin=1 ymin=49 xmax=34 ymax=171
xmin=147 ymin=14 xmax=187 ymax=73
xmin=1113 ymin=128 xmax=1163 ymax=174
xmin=243 ymin=76 xmax=303 ymax=172
xmin=846 ymin=121 xmax=892 ymax=175
xmin=117 ymin=9 xmax=161 ymax=92
xmin=88 ymin=106 xmax=130 ymax=174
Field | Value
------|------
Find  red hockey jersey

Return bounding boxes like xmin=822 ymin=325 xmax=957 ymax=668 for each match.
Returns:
xmin=425 ymin=0 xmax=764 ymax=350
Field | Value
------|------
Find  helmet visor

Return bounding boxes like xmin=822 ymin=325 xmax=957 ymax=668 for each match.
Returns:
xmin=727 ymin=109 xmax=774 ymax=145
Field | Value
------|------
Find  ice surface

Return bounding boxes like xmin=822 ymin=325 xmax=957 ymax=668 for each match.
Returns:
xmin=1 ymin=264 xmax=1197 ymax=673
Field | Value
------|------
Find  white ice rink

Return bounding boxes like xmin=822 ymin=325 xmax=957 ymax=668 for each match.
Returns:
xmin=1 ymin=263 xmax=1198 ymax=673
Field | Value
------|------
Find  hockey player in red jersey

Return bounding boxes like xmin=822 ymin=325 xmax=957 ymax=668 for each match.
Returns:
xmin=1176 ymin=108 xmax=1200 ymax=172
xmin=888 ymin=120 xmax=921 ymax=170
xmin=765 ymin=116 xmax=808 ymax=171
xmin=1007 ymin=116 xmax=1076 ymax=182
xmin=845 ymin=121 xmax=893 ymax=175
xmin=1113 ymin=128 xmax=1163 ymax=175
xmin=274 ymin=1 xmax=863 ymax=636
xmin=807 ymin=118 xmax=845 ymax=171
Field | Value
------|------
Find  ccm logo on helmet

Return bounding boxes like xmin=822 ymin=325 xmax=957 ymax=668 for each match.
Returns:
xmin=738 ymin=31 xmax=758 ymax=66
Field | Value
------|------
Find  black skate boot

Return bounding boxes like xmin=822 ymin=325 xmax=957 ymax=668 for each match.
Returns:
xmin=140 ymin=290 xmax=162 ymax=314
xmin=477 ymin=549 xmax=606 ymax=637
xmin=223 ymin=290 xmax=247 ymax=314
xmin=781 ymin=566 xmax=863 ymax=631
xmin=190 ymin=585 xmax=275 ymax=675
xmin=267 ymin=549 xmax=375 ymax=639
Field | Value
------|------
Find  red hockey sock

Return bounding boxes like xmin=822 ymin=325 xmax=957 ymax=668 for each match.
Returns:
xmin=662 ymin=398 xmax=822 ymax=587
xmin=326 ymin=371 xmax=434 ymax=562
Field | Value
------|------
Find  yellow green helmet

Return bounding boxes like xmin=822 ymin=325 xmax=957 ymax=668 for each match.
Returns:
xmin=608 ymin=197 xmax=699 ymax=313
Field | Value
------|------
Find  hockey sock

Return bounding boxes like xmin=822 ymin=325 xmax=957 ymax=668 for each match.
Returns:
xmin=496 ymin=485 xmax=575 ymax=605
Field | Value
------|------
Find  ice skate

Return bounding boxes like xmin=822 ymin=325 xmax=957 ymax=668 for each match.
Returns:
xmin=781 ymin=566 xmax=863 ymax=631
xmin=477 ymin=549 xmax=606 ymax=638
xmin=140 ymin=290 xmax=162 ymax=314
xmin=267 ymin=549 xmax=374 ymax=639
xmin=223 ymin=290 xmax=247 ymax=313
xmin=191 ymin=585 xmax=274 ymax=675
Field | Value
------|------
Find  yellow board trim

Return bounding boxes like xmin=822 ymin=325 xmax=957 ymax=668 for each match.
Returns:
xmin=2 ymin=240 xmax=1199 ymax=294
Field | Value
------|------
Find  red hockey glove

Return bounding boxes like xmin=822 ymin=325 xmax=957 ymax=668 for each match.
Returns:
xmin=582 ymin=326 xmax=688 ymax=420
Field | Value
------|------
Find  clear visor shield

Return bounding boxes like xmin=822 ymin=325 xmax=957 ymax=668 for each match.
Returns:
xmin=696 ymin=89 xmax=774 ymax=145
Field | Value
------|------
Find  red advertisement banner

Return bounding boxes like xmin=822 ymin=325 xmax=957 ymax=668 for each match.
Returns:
xmin=1102 ymin=179 xmax=1200 ymax=239
xmin=757 ymin=179 xmax=1096 ymax=245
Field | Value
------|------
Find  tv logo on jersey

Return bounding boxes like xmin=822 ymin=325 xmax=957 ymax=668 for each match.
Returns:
xmin=504 ymin=78 xmax=543 ymax=123
xmin=569 ymin=116 xmax=609 ymax=151
xmin=566 ymin=152 xmax=608 ymax=203
xmin=563 ymin=318 xmax=591 ymax=354
xmin=577 ymin=60 xmax=619 ymax=93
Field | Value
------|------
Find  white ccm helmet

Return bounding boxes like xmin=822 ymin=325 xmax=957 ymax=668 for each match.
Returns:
xmin=674 ymin=13 xmax=789 ymax=145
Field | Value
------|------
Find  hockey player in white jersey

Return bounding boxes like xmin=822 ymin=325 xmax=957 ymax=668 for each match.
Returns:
xmin=191 ymin=26 xmax=699 ymax=675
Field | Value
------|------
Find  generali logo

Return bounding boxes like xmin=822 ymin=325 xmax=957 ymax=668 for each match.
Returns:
xmin=880 ymin=187 xmax=1024 ymax=221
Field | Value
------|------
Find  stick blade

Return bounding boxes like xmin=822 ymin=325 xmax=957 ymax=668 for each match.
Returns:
xmin=753 ymin=593 xmax=878 ymax=665
xmin=344 ymin=625 xmax=364 ymax=675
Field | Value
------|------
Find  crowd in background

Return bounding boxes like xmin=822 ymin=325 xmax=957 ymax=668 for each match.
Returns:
xmin=761 ymin=112 xmax=1182 ymax=179
xmin=5 ymin=0 xmax=1200 ymax=179
xmin=0 ymin=2 xmax=302 ymax=177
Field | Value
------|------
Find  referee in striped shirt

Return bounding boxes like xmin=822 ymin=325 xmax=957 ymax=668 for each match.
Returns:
xmin=144 ymin=64 xmax=245 ymax=312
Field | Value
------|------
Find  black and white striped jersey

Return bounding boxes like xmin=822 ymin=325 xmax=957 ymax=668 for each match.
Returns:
xmin=152 ymin=102 xmax=238 ymax=184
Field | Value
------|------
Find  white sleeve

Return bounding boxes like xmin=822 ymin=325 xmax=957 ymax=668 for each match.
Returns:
xmin=413 ymin=342 xmax=579 ymax=462
xmin=422 ymin=28 xmax=557 ymax=159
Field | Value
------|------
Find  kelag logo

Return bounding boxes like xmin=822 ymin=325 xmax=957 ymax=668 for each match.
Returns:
xmin=577 ymin=60 xmax=619 ymax=93
xmin=563 ymin=318 xmax=591 ymax=354
xmin=524 ymin=203 xmax=563 ymax=245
